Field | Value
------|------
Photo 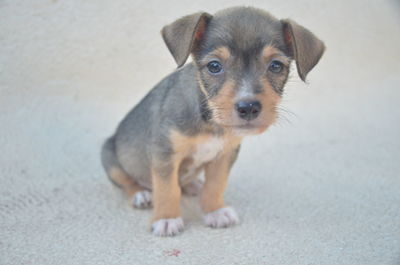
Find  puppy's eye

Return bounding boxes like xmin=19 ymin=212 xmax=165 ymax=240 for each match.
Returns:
xmin=268 ymin=60 xmax=284 ymax=73
xmin=207 ymin=61 xmax=223 ymax=74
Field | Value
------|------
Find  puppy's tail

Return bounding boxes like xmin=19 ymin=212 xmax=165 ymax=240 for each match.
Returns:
xmin=101 ymin=136 xmax=125 ymax=188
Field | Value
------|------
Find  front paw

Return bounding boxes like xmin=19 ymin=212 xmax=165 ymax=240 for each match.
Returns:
xmin=203 ymin=206 xmax=239 ymax=228
xmin=151 ymin=217 xmax=184 ymax=237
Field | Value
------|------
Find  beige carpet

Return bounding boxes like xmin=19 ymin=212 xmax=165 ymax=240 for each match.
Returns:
xmin=1 ymin=0 xmax=399 ymax=264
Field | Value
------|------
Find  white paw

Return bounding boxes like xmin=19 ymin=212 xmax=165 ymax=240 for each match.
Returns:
xmin=132 ymin=190 xmax=152 ymax=209
xmin=182 ymin=179 xmax=203 ymax=196
xmin=151 ymin=217 xmax=184 ymax=237
xmin=204 ymin=206 xmax=239 ymax=228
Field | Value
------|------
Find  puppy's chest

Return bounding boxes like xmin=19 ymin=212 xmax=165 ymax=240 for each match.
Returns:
xmin=191 ymin=137 xmax=224 ymax=166
xmin=179 ymin=137 xmax=225 ymax=182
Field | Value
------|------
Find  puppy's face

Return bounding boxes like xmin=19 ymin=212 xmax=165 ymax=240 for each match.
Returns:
xmin=194 ymin=22 xmax=290 ymax=135
xmin=196 ymin=46 xmax=288 ymax=135
xmin=162 ymin=7 xmax=325 ymax=135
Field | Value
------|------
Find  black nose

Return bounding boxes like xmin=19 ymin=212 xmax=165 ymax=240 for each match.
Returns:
xmin=235 ymin=101 xmax=262 ymax=121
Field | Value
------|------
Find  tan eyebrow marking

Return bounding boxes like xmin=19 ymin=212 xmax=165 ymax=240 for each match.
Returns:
xmin=202 ymin=46 xmax=231 ymax=64
xmin=262 ymin=45 xmax=290 ymax=65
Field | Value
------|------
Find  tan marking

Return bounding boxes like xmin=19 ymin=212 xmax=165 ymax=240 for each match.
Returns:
xmin=152 ymin=158 xmax=181 ymax=221
xmin=208 ymin=79 xmax=237 ymax=125
xmin=262 ymin=45 xmax=290 ymax=66
xmin=253 ymin=77 xmax=282 ymax=133
xmin=169 ymin=130 xmax=242 ymax=213
xmin=200 ymin=139 xmax=241 ymax=212
xmin=170 ymin=130 xmax=213 ymax=157
xmin=108 ymin=167 xmax=145 ymax=198
xmin=170 ymin=130 xmax=240 ymax=155
xmin=202 ymin=46 xmax=231 ymax=64
xmin=152 ymin=131 xmax=220 ymax=221
xmin=212 ymin=46 xmax=231 ymax=61
xmin=196 ymin=72 xmax=209 ymax=97
xmin=197 ymin=46 xmax=285 ymax=134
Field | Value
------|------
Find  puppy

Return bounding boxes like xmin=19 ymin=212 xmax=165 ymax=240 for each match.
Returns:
xmin=101 ymin=6 xmax=325 ymax=236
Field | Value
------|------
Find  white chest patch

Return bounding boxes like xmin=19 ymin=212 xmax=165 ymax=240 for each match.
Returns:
xmin=179 ymin=137 xmax=225 ymax=184
xmin=192 ymin=137 xmax=225 ymax=167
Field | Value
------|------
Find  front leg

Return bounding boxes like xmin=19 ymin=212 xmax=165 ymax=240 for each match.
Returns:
xmin=201 ymin=146 xmax=240 ymax=228
xmin=151 ymin=160 xmax=183 ymax=236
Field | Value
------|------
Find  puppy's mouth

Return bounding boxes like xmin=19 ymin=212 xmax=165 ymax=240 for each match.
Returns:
xmin=232 ymin=123 xmax=258 ymax=130
xmin=219 ymin=121 xmax=268 ymax=135
xmin=210 ymin=108 xmax=276 ymax=135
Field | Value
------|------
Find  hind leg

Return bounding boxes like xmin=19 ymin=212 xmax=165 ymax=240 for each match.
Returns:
xmin=101 ymin=137 xmax=151 ymax=209
xmin=108 ymin=167 xmax=152 ymax=209
xmin=182 ymin=177 xmax=204 ymax=196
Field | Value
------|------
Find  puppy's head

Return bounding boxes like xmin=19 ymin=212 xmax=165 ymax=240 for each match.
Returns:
xmin=162 ymin=7 xmax=325 ymax=135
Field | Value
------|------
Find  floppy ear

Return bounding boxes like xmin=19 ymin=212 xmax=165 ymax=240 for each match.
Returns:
xmin=161 ymin=12 xmax=212 ymax=67
xmin=281 ymin=19 xmax=325 ymax=82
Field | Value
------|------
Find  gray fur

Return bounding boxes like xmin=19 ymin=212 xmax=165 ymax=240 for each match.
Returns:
xmin=101 ymin=6 xmax=325 ymax=191
xmin=103 ymin=64 xmax=209 ymax=188
xmin=192 ymin=7 xmax=291 ymax=96
xmin=101 ymin=136 xmax=123 ymax=187
xmin=197 ymin=7 xmax=288 ymax=55
xmin=162 ymin=12 xmax=212 ymax=67
xmin=281 ymin=19 xmax=326 ymax=81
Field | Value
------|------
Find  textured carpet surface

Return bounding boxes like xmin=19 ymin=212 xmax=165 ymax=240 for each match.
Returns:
xmin=1 ymin=0 xmax=399 ymax=264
